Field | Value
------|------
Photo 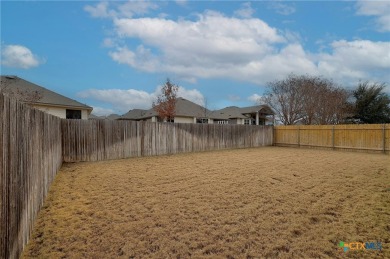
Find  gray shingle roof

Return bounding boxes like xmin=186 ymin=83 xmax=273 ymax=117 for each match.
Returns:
xmin=0 ymin=75 xmax=92 ymax=110
xmin=209 ymin=106 xmax=248 ymax=119
xmin=120 ymin=98 xmax=210 ymax=120
xmin=106 ymin=114 xmax=121 ymax=120
xmin=119 ymin=98 xmax=274 ymax=121
xmin=239 ymin=105 xmax=274 ymax=114
xmin=173 ymin=98 xmax=210 ymax=118
xmin=210 ymin=105 xmax=274 ymax=120
xmin=120 ymin=109 xmax=152 ymax=120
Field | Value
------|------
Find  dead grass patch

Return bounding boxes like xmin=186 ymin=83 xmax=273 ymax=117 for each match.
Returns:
xmin=22 ymin=147 xmax=390 ymax=258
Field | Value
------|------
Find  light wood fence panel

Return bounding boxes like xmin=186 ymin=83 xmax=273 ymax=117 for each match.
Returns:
xmin=0 ymin=94 xmax=62 ymax=259
xmin=274 ymin=124 xmax=390 ymax=154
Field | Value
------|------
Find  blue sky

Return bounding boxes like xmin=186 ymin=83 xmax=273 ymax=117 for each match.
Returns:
xmin=1 ymin=1 xmax=389 ymax=116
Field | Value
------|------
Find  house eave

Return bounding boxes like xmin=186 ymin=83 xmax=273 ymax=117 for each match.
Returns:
xmin=29 ymin=102 xmax=93 ymax=112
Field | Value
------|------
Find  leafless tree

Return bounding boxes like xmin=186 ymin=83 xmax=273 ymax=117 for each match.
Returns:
xmin=262 ymin=74 xmax=350 ymax=125
xmin=262 ymin=74 xmax=305 ymax=125
xmin=315 ymin=86 xmax=351 ymax=124
xmin=152 ymin=78 xmax=178 ymax=122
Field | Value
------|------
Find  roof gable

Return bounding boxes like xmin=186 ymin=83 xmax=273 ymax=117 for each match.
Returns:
xmin=210 ymin=106 xmax=247 ymax=119
xmin=120 ymin=98 xmax=210 ymax=120
xmin=0 ymin=75 xmax=92 ymax=110
xmin=210 ymin=105 xmax=274 ymax=120
xmin=174 ymin=98 xmax=210 ymax=118
xmin=120 ymin=109 xmax=152 ymax=120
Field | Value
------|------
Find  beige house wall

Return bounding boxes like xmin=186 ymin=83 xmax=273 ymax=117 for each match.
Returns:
xmin=33 ymin=105 xmax=66 ymax=118
xmin=81 ymin=110 xmax=89 ymax=120
xmin=174 ymin=116 xmax=194 ymax=124
xmin=32 ymin=104 xmax=90 ymax=119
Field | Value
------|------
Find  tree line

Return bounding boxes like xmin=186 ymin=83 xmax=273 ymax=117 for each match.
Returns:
xmin=152 ymin=75 xmax=389 ymax=125
xmin=262 ymin=74 xmax=390 ymax=125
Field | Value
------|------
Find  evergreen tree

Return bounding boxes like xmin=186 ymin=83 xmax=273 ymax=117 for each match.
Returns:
xmin=353 ymin=81 xmax=390 ymax=123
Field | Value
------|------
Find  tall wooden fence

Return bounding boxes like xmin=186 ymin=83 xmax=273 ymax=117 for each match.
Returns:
xmin=62 ymin=120 xmax=273 ymax=162
xmin=274 ymin=124 xmax=390 ymax=154
xmin=0 ymin=94 xmax=62 ymax=259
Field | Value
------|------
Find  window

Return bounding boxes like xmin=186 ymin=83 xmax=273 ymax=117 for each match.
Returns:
xmin=244 ymin=119 xmax=251 ymax=125
xmin=217 ymin=120 xmax=228 ymax=124
xmin=196 ymin=118 xmax=208 ymax=124
xmin=66 ymin=109 xmax=82 ymax=119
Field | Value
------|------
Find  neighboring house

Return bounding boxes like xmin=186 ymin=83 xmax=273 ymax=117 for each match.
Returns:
xmin=210 ymin=105 xmax=274 ymax=125
xmin=119 ymin=97 xmax=211 ymax=123
xmin=119 ymin=97 xmax=274 ymax=125
xmin=0 ymin=75 xmax=92 ymax=119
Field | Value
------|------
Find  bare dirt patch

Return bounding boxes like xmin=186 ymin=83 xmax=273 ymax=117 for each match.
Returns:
xmin=22 ymin=147 xmax=389 ymax=258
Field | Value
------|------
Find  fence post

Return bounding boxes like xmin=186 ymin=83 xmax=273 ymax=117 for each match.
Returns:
xmin=383 ymin=124 xmax=386 ymax=154
xmin=332 ymin=125 xmax=335 ymax=150
xmin=298 ymin=126 xmax=300 ymax=147
xmin=262 ymin=125 xmax=265 ymax=146
xmin=272 ymin=126 xmax=275 ymax=146
xmin=136 ymin=121 xmax=141 ymax=157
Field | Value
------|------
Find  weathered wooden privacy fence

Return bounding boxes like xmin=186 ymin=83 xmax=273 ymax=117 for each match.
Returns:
xmin=1 ymin=93 xmax=273 ymax=259
xmin=62 ymin=120 xmax=273 ymax=162
xmin=274 ymin=124 xmax=390 ymax=153
xmin=0 ymin=94 xmax=62 ymax=259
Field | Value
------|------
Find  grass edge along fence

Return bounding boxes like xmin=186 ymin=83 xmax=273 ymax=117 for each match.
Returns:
xmin=0 ymin=94 xmax=62 ymax=259
xmin=274 ymin=124 xmax=390 ymax=154
xmin=61 ymin=120 xmax=274 ymax=162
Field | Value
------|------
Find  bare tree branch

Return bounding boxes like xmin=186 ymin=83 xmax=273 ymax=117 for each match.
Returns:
xmin=262 ymin=74 xmax=351 ymax=125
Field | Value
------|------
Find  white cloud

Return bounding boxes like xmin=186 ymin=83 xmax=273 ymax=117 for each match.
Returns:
xmin=84 ymin=2 xmax=112 ymax=18
xmin=78 ymin=88 xmax=156 ymax=112
xmin=109 ymin=47 xmax=136 ymax=66
xmin=109 ymin=11 xmax=293 ymax=83
xmin=356 ymin=0 xmax=390 ymax=32
xmin=78 ymin=85 xmax=204 ymax=115
xmin=91 ymin=106 xmax=115 ymax=116
xmin=318 ymin=40 xmax=390 ymax=85
xmin=84 ymin=0 xmax=158 ymax=19
xmin=268 ymin=2 xmax=296 ymax=16
xmin=177 ymin=86 xmax=205 ymax=106
xmin=117 ymin=0 xmax=158 ymax=18
xmin=175 ymin=0 xmax=187 ymax=7
xmin=1 ymin=44 xmax=43 ymax=69
xmin=234 ymin=2 xmax=255 ymax=19
xmin=109 ymin=45 xmax=159 ymax=72
xmin=248 ymin=94 xmax=262 ymax=103
xmin=86 ymin=2 xmax=390 ymax=88
xmin=109 ymin=11 xmax=389 ymax=86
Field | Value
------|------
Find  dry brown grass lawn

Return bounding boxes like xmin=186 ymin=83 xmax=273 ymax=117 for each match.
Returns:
xmin=22 ymin=147 xmax=389 ymax=258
